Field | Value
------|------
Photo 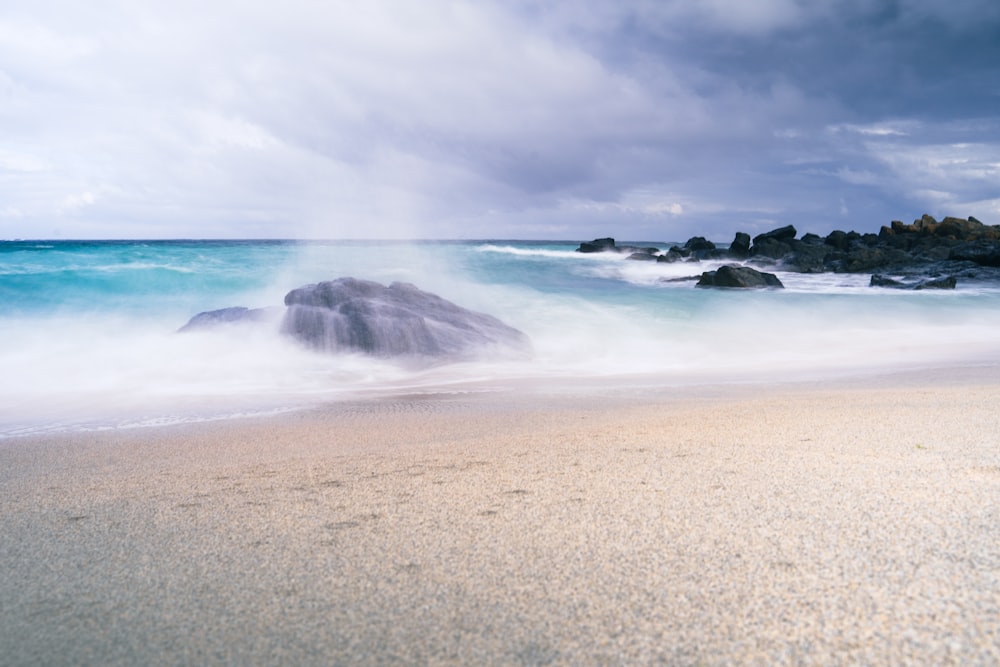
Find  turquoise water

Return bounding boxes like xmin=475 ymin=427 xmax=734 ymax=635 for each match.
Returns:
xmin=3 ymin=239 xmax=1000 ymax=436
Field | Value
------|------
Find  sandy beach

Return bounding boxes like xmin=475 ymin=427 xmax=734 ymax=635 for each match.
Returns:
xmin=2 ymin=367 xmax=999 ymax=666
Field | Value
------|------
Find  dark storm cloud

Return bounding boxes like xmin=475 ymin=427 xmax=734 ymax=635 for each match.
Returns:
xmin=0 ymin=0 xmax=997 ymax=240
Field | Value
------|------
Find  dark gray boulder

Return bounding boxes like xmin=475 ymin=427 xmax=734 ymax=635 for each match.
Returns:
xmin=749 ymin=226 xmax=797 ymax=261
xmin=178 ymin=306 xmax=278 ymax=332
xmin=950 ymin=241 xmax=1000 ymax=267
xmin=753 ymin=225 xmax=797 ymax=245
xmin=784 ymin=243 xmax=830 ymax=273
xmin=281 ymin=278 xmax=531 ymax=359
xmin=656 ymin=247 xmax=687 ymax=263
xmin=577 ymin=238 xmax=616 ymax=253
xmin=696 ymin=265 xmax=784 ymax=289
xmin=870 ymin=274 xmax=957 ymax=290
xmin=728 ymin=232 xmax=751 ymax=258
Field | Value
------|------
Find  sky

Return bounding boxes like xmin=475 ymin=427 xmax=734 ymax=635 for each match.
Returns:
xmin=1 ymin=0 xmax=999 ymax=241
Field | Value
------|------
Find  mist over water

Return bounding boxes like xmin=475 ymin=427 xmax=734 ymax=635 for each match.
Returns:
xmin=3 ymin=239 xmax=1000 ymax=436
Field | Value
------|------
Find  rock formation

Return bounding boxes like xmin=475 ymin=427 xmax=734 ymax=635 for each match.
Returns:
xmin=696 ymin=265 xmax=784 ymax=289
xmin=281 ymin=277 xmax=531 ymax=359
xmin=577 ymin=214 xmax=1000 ymax=288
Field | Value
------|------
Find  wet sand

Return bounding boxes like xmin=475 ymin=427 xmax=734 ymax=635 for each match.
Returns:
xmin=2 ymin=368 xmax=999 ymax=665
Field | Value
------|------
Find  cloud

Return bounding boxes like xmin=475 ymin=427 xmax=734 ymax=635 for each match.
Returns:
xmin=61 ymin=191 xmax=96 ymax=212
xmin=867 ymin=140 xmax=1000 ymax=212
xmin=0 ymin=0 xmax=998 ymax=240
xmin=828 ymin=123 xmax=915 ymax=137
xmin=836 ymin=167 xmax=882 ymax=186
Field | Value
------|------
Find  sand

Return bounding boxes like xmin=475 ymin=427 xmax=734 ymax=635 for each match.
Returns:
xmin=2 ymin=368 xmax=999 ymax=666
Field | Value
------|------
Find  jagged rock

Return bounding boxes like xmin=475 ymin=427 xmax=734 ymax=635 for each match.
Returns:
xmin=178 ymin=306 xmax=278 ymax=332
xmin=281 ymin=277 xmax=531 ymax=359
xmin=753 ymin=225 xmax=797 ymax=244
xmin=950 ymin=241 xmax=1000 ymax=267
xmin=656 ymin=248 xmax=686 ymax=263
xmin=729 ymin=232 xmax=751 ymax=258
xmin=626 ymin=252 xmax=658 ymax=261
xmin=624 ymin=246 xmax=660 ymax=258
xmin=870 ymin=274 xmax=905 ymax=288
xmin=912 ymin=276 xmax=958 ymax=290
xmin=619 ymin=245 xmax=661 ymax=256
xmin=883 ymin=215 xmax=1000 ymax=242
xmin=839 ymin=247 xmax=912 ymax=273
xmin=825 ymin=230 xmax=850 ymax=251
xmin=682 ymin=236 xmax=722 ymax=260
xmin=750 ymin=226 xmax=797 ymax=261
xmin=870 ymin=274 xmax=957 ymax=290
xmin=577 ymin=237 xmax=617 ymax=253
xmin=784 ymin=243 xmax=830 ymax=273
xmin=696 ymin=265 xmax=784 ymax=289
xmin=585 ymin=212 xmax=996 ymax=282
xmin=750 ymin=239 xmax=793 ymax=260
xmin=576 ymin=238 xmax=660 ymax=256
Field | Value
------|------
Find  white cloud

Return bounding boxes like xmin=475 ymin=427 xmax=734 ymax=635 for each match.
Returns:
xmin=61 ymin=191 xmax=96 ymax=212
xmin=827 ymin=122 xmax=916 ymax=137
xmin=0 ymin=0 xmax=998 ymax=238
xmin=188 ymin=111 xmax=280 ymax=152
xmin=835 ymin=167 xmax=881 ymax=186
xmin=0 ymin=149 xmax=47 ymax=172
xmin=870 ymin=142 xmax=1000 ymax=185
xmin=0 ymin=17 xmax=95 ymax=63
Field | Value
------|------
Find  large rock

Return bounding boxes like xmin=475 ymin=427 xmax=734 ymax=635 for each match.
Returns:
xmin=696 ymin=265 xmax=784 ymax=289
xmin=281 ymin=278 xmax=531 ymax=358
xmin=576 ymin=237 xmax=616 ymax=253
xmin=950 ymin=241 xmax=1000 ymax=267
xmin=749 ymin=225 xmax=797 ymax=261
xmin=728 ymin=232 xmax=751 ymax=258
xmin=577 ymin=237 xmax=660 ymax=256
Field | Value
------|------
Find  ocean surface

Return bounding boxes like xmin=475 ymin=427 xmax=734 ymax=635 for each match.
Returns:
xmin=3 ymin=239 xmax=1000 ymax=437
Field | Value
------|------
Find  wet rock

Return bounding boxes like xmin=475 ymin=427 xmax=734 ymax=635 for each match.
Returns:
xmin=696 ymin=265 xmax=784 ymax=289
xmin=950 ymin=241 xmax=1000 ymax=267
xmin=656 ymin=248 xmax=687 ymax=263
xmin=179 ymin=306 xmax=278 ymax=332
xmin=750 ymin=226 xmax=797 ymax=261
xmin=870 ymin=274 xmax=957 ymax=290
xmin=281 ymin=277 xmax=531 ymax=359
xmin=576 ymin=237 xmax=617 ymax=253
xmin=575 ymin=238 xmax=659 ymax=256
xmin=754 ymin=225 xmax=797 ymax=244
xmin=683 ymin=237 xmax=724 ymax=260
xmin=784 ymin=242 xmax=831 ymax=273
xmin=585 ymin=213 xmax=998 ymax=283
xmin=728 ymin=232 xmax=751 ymax=258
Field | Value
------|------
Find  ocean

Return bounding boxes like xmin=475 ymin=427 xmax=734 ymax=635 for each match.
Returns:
xmin=3 ymin=238 xmax=1000 ymax=437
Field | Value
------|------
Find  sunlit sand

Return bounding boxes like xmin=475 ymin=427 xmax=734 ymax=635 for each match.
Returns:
xmin=3 ymin=366 xmax=999 ymax=665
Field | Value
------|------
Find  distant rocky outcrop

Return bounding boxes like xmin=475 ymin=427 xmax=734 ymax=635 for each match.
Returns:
xmin=576 ymin=214 xmax=1000 ymax=288
xmin=696 ymin=265 xmax=784 ymax=289
xmin=575 ymin=237 xmax=661 ymax=256
xmin=576 ymin=237 xmax=617 ymax=253
xmin=281 ymin=277 xmax=531 ymax=359
xmin=748 ymin=215 xmax=1000 ymax=276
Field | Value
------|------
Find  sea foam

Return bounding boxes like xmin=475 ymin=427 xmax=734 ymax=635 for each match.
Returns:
xmin=3 ymin=239 xmax=1000 ymax=436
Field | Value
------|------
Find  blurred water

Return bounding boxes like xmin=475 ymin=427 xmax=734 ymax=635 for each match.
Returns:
xmin=3 ymin=239 xmax=999 ymax=436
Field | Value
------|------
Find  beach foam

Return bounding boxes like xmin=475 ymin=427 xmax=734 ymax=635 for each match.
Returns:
xmin=4 ymin=239 xmax=1000 ymax=435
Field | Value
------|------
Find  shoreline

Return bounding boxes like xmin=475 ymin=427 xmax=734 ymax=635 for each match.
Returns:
xmin=6 ymin=357 xmax=1000 ymax=442
xmin=3 ymin=365 xmax=1000 ymax=664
